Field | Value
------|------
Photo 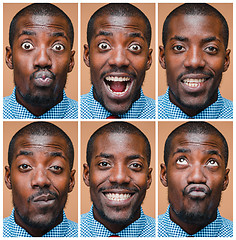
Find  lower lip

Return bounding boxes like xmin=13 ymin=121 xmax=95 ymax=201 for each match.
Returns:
xmin=32 ymin=199 xmax=56 ymax=207
xmin=34 ymin=77 xmax=53 ymax=87
xmin=188 ymin=191 xmax=207 ymax=199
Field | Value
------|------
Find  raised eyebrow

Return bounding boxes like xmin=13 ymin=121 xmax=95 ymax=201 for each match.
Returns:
xmin=128 ymin=32 xmax=145 ymax=41
xmin=50 ymin=32 xmax=68 ymax=41
xmin=15 ymin=150 xmax=33 ymax=158
xmin=205 ymin=150 xmax=223 ymax=159
xmin=18 ymin=30 xmax=36 ymax=38
xmin=172 ymin=148 xmax=191 ymax=156
xmin=49 ymin=151 xmax=66 ymax=160
xmin=95 ymin=30 xmax=113 ymax=38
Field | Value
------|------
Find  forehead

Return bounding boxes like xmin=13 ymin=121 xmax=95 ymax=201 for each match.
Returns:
xmin=167 ymin=14 xmax=224 ymax=40
xmin=15 ymin=14 xmax=70 ymax=36
xmin=170 ymin=132 xmax=224 ymax=152
xmin=92 ymin=15 xmax=147 ymax=38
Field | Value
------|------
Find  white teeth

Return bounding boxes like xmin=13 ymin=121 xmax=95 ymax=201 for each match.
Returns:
xmin=105 ymin=193 xmax=132 ymax=201
xmin=105 ymin=76 xmax=130 ymax=82
xmin=183 ymin=78 xmax=205 ymax=87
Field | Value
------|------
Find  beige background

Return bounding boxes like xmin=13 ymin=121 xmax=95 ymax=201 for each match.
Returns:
xmin=158 ymin=3 xmax=233 ymax=101
xmin=3 ymin=121 xmax=78 ymax=223
xmin=3 ymin=3 xmax=78 ymax=101
xmin=81 ymin=3 xmax=156 ymax=100
xmin=158 ymin=121 xmax=233 ymax=221
xmin=81 ymin=121 xmax=155 ymax=218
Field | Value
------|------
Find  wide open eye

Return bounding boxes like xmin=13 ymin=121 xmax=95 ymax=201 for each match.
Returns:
xmin=52 ymin=43 xmax=65 ymax=51
xmin=21 ymin=42 xmax=34 ymax=50
xmin=98 ymin=42 xmax=111 ymax=50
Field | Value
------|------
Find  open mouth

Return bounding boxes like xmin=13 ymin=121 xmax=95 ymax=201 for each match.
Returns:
xmin=104 ymin=193 xmax=133 ymax=202
xmin=104 ymin=76 xmax=132 ymax=96
xmin=182 ymin=78 xmax=208 ymax=88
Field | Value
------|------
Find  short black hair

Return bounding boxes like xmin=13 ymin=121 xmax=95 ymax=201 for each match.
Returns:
xmin=86 ymin=121 xmax=151 ymax=167
xmin=87 ymin=3 xmax=152 ymax=47
xmin=8 ymin=122 xmax=74 ymax=170
xmin=164 ymin=121 xmax=229 ymax=168
xmin=162 ymin=3 xmax=229 ymax=49
xmin=9 ymin=3 xmax=74 ymax=49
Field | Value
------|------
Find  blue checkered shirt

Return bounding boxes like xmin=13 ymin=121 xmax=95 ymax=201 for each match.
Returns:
xmin=3 ymin=209 xmax=78 ymax=237
xmin=3 ymin=88 xmax=78 ymax=119
xmin=158 ymin=88 xmax=233 ymax=119
xmin=80 ymin=87 xmax=156 ymax=119
xmin=158 ymin=206 xmax=233 ymax=237
xmin=80 ymin=206 xmax=156 ymax=237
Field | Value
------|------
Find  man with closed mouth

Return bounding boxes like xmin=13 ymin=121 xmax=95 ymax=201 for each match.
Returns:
xmin=3 ymin=122 xmax=78 ymax=237
xmin=158 ymin=3 xmax=233 ymax=119
xmin=158 ymin=121 xmax=233 ymax=237
xmin=80 ymin=3 xmax=155 ymax=119
xmin=4 ymin=3 xmax=78 ymax=119
xmin=81 ymin=122 xmax=155 ymax=237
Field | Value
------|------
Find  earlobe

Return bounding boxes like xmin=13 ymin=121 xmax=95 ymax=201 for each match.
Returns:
xmin=146 ymin=168 xmax=152 ymax=189
xmin=6 ymin=46 xmax=13 ymax=70
xmin=160 ymin=163 xmax=168 ymax=187
xmin=68 ymin=169 xmax=76 ymax=193
xmin=5 ymin=166 xmax=12 ymax=189
xmin=83 ymin=44 xmax=90 ymax=67
xmin=83 ymin=163 xmax=90 ymax=186
xmin=223 ymin=49 xmax=230 ymax=72
xmin=222 ymin=168 xmax=230 ymax=191
xmin=68 ymin=50 xmax=75 ymax=73
xmin=146 ymin=49 xmax=153 ymax=70
xmin=159 ymin=46 xmax=166 ymax=69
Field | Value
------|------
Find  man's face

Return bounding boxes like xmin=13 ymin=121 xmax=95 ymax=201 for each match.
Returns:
xmin=5 ymin=134 xmax=75 ymax=230
xmin=160 ymin=132 xmax=229 ymax=225
xmin=84 ymin=15 xmax=152 ymax=115
xmin=83 ymin=132 xmax=152 ymax=226
xmin=159 ymin=14 xmax=230 ymax=115
xmin=6 ymin=14 xmax=75 ymax=108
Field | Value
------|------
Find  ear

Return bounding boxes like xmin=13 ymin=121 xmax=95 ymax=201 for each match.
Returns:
xmin=83 ymin=44 xmax=90 ymax=67
xmin=223 ymin=49 xmax=230 ymax=72
xmin=6 ymin=46 xmax=13 ymax=69
xmin=146 ymin=167 xmax=152 ymax=189
xmin=159 ymin=46 xmax=166 ymax=69
xmin=160 ymin=163 xmax=168 ymax=187
xmin=68 ymin=169 xmax=76 ymax=192
xmin=146 ymin=48 xmax=153 ymax=70
xmin=222 ymin=168 xmax=230 ymax=191
xmin=83 ymin=163 xmax=90 ymax=186
xmin=5 ymin=166 xmax=12 ymax=189
xmin=68 ymin=50 xmax=75 ymax=73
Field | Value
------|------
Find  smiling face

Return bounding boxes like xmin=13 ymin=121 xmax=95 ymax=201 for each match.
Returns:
xmin=6 ymin=14 xmax=75 ymax=114
xmin=83 ymin=132 xmax=152 ymax=232
xmin=159 ymin=14 xmax=230 ymax=116
xmin=84 ymin=15 xmax=152 ymax=115
xmin=5 ymin=134 xmax=75 ymax=236
xmin=160 ymin=132 xmax=229 ymax=230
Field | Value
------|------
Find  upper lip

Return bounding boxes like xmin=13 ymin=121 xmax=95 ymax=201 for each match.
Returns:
xmin=179 ymin=73 xmax=212 ymax=82
xmin=32 ymin=70 xmax=55 ymax=80
xmin=33 ymin=194 xmax=56 ymax=202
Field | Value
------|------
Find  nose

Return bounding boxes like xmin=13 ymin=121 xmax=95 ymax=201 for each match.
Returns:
xmin=187 ymin=164 xmax=207 ymax=184
xmin=108 ymin=46 xmax=130 ymax=68
xmin=31 ymin=167 xmax=51 ymax=189
xmin=33 ymin=46 xmax=52 ymax=69
xmin=184 ymin=46 xmax=205 ymax=69
xmin=108 ymin=163 xmax=131 ymax=185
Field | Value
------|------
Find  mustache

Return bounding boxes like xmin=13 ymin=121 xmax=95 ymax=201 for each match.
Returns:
xmin=183 ymin=183 xmax=212 ymax=196
xmin=101 ymin=67 xmax=137 ymax=80
xmin=177 ymin=70 xmax=214 ymax=81
xmin=30 ymin=69 xmax=56 ymax=81
xmin=27 ymin=189 xmax=58 ymax=202
xmin=98 ymin=183 xmax=139 ymax=193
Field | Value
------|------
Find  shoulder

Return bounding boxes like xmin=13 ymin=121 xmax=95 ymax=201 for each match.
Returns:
xmin=218 ymin=217 xmax=233 ymax=237
xmin=140 ymin=215 xmax=156 ymax=237
xmin=139 ymin=95 xmax=156 ymax=119
xmin=66 ymin=219 xmax=79 ymax=237
xmin=219 ymin=97 xmax=233 ymax=119
xmin=80 ymin=212 xmax=93 ymax=237
xmin=64 ymin=97 xmax=78 ymax=119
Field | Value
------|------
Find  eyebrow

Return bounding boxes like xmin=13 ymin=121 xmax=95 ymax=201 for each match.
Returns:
xmin=204 ymin=150 xmax=223 ymax=159
xmin=16 ymin=150 xmax=33 ymax=158
xmin=49 ymin=151 xmax=66 ymax=160
xmin=50 ymin=32 xmax=68 ymax=41
xmin=95 ymin=153 xmax=114 ymax=159
xmin=172 ymin=148 xmax=191 ymax=156
xmin=95 ymin=30 xmax=113 ymax=38
xmin=18 ymin=30 xmax=36 ymax=38
xmin=170 ymin=35 xmax=221 ymax=44
xmin=126 ymin=154 xmax=145 ymax=161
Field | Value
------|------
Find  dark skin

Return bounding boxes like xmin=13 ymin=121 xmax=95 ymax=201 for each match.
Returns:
xmin=159 ymin=14 xmax=230 ymax=117
xmin=5 ymin=14 xmax=75 ymax=116
xmin=83 ymin=132 xmax=152 ymax=233
xmin=5 ymin=134 xmax=75 ymax=236
xmin=160 ymin=132 xmax=229 ymax=235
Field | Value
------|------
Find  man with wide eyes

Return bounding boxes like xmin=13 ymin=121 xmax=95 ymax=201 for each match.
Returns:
xmin=80 ymin=3 xmax=155 ymax=119
xmin=81 ymin=121 xmax=155 ymax=237
xmin=4 ymin=3 xmax=78 ymax=119
xmin=158 ymin=3 xmax=233 ymax=119
xmin=158 ymin=121 xmax=232 ymax=237
xmin=3 ymin=122 xmax=78 ymax=237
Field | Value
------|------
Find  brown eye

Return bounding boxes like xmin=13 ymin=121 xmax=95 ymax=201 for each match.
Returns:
xmin=21 ymin=42 xmax=34 ymax=50
xmin=128 ymin=44 xmax=141 ymax=52
xmin=98 ymin=42 xmax=111 ymax=50
xmin=52 ymin=43 xmax=65 ymax=51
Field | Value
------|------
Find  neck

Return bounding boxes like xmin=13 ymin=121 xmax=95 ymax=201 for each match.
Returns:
xmin=169 ymin=207 xmax=217 ymax=235
xmin=14 ymin=210 xmax=63 ymax=237
xmin=15 ymin=89 xmax=63 ymax=117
